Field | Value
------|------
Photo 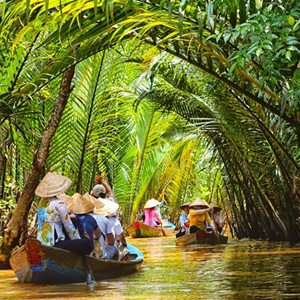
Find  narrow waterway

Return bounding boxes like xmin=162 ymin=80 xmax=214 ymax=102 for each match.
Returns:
xmin=1 ymin=236 xmax=300 ymax=299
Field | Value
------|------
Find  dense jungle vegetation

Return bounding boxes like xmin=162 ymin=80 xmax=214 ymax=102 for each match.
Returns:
xmin=1 ymin=0 xmax=300 ymax=268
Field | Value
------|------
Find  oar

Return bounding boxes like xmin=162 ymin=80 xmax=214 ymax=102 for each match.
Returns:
xmin=82 ymin=256 xmax=96 ymax=285
xmin=161 ymin=223 xmax=167 ymax=236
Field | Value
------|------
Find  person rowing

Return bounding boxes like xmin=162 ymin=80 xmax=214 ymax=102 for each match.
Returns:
xmin=143 ymin=198 xmax=162 ymax=227
xmin=188 ymin=198 xmax=216 ymax=234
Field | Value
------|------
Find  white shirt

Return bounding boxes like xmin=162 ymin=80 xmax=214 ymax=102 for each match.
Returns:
xmin=89 ymin=212 xmax=114 ymax=259
xmin=106 ymin=216 xmax=123 ymax=238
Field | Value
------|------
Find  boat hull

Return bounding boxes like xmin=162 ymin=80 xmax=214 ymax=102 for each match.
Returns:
xmin=9 ymin=238 xmax=143 ymax=284
xmin=175 ymin=230 xmax=228 ymax=246
xmin=126 ymin=221 xmax=175 ymax=238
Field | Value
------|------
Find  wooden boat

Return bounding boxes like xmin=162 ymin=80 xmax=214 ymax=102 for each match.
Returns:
xmin=175 ymin=229 xmax=228 ymax=246
xmin=9 ymin=238 xmax=143 ymax=284
xmin=126 ymin=220 xmax=175 ymax=238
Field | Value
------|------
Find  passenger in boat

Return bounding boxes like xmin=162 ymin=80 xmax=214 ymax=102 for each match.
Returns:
xmin=143 ymin=198 xmax=162 ymax=227
xmin=88 ymin=194 xmax=120 ymax=260
xmin=188 ymin=198 xmax=216 ymax=234
xmin=91 ymin=174 xmax=124 ymax=221
xmin=67 ymin=193 xmax=102 ymax=248
xmin=106 ymin=214 xmax=127 ymax=247
xmin=109 ymin=219 xmax=129 ymax=260
xmin=91 ymin=174 xmax=117 ymax=205
xmin=175 ymin=201 xmax=191 ymax=238
xmin=210 ymin=202 xmax=225 ymax=234
xmin=58 ymin=193 xmax=90 ymax=240
xmin=93 ymin=194 xmax=128 ymax=259
xmin=35 ymin=172 xmax=94 ymax=256
xmin=91 ymin=175 xmax=127 ymax=251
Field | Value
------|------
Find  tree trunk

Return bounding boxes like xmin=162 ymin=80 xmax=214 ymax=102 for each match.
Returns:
xmin=0 ymin=65 xmax=76 ymax=269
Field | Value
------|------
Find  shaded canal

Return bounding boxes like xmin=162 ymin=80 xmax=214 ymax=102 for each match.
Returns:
xmin=1 ymin=236 xmax=300 ymax=299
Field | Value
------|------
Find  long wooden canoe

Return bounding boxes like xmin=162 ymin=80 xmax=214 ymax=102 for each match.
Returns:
xmin=126 ymin=221 xmax=175 ymax=238
xmin=175 ymin=229 xmax=228 ymax=246
xmin=9 ymin=238 xmax=143 ymax=284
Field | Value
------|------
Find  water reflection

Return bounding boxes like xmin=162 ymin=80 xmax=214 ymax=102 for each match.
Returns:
xmin=1 ymin=237 xmax=300 ymax=299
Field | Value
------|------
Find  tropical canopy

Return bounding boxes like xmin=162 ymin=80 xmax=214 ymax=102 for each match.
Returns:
xmin=1 ymin=0 xmax=300 ymax=267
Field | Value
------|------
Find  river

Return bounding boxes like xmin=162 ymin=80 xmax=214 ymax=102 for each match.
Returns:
xmin=1 ymin=236 xmax=300 ymax=299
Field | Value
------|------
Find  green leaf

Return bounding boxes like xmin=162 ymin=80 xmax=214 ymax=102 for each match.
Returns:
xmin=262 ymin=44 xmax=273 ymax=50
xmin=293 ymin=20 xmax=300 ymax=31
xmin=285 ymin=37 xmax=299 ymax=45
xmin=287 ymin=46 xmax=299 ymax=51
xmin=288 ymin=15 xmax=295 ymax=26
xmin=256 ymin=48 xmax=262 ymax=57
xmin=232 ymin=30 xmax=240 ymax=40
xmin=223 ymin=31 xmax=231 ymax=43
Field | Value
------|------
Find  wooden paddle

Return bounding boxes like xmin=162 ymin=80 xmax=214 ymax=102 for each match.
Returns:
xmin=82 ymin=256 xmax=96 ymax=285
xmin=161 ymin=223 xmax=167 ymax=236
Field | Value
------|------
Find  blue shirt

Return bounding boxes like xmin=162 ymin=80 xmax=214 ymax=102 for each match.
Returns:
xmin=77 ymin=214 xmax=99 ymax=245
xmin=179 ymin=213 xmax=189 ymax=232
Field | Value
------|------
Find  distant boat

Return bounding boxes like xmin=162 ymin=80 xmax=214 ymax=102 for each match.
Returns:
xmin=9 ymin=238 xmax=143 ymax=284
xmin=175 ymin=229 xmax=228 ymax=246
xmin=126 ymin=220 xmax=175 ymax=238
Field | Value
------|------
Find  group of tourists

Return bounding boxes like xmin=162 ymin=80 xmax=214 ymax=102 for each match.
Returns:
xmin=138 ymin=195 xmax=225 ymax=238
xmin=175 ymin=198 xmax=225 ymax=238
xmin=34 ymin=172 xmax=128 ymax=274
xmin=34 ymin=171 xmax=225 ymax=284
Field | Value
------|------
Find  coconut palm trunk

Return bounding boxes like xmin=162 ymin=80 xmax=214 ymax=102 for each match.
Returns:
xmin=0 ymin=64 xmax=76 ymax=268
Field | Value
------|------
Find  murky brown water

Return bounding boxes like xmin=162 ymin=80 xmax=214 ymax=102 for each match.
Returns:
xmin=1 ymin=236 xmax=300 ymax=299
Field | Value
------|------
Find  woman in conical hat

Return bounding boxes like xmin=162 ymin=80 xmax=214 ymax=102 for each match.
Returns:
xmin=188 ymin=198 xmax=216 ymax=234
xmin=67 ymin=193 xmax=101 ymax=244
xmin=143 ymin=198 xmax=162 ymax=227
xmin=58 ymin=193 xmax=91 ymax=239
xmin=35 ymin=172 xmax=93 ymax=258
xmin=92 ymin=196 xmax=127 ymax=250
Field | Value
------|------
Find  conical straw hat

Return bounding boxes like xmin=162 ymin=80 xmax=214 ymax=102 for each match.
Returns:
xmin=83 ymin=193 xmax=99 ymax=205
xmin=144 ymin=198 xmax=160 ymax=209
xmin=67 ymin=193 xmax=95 ymax=214
xmin=189 ymin=198 xmax=209 ymax=208
xmin=180 ymin=201 xmax=191 ymax=210
xmin=88 ymin=193 xmax=104 ymax=210
xmin=92 ymin=196 xmax=119 ymax=217
xmin=82 ymin=193 xmax=107 ymax=211
xmin=57 ymin=193 xmax=73 ymax=206
xmin=210 ymin=202 xmax=222 ymax=211
xmin=35 ymin=172 xmax=72 ymax=198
